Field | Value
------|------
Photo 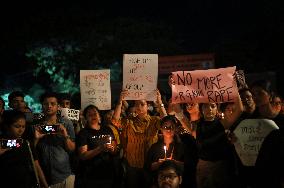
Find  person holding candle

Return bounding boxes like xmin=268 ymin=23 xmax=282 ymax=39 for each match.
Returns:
xmin=144 ymin=115 xmax=186 ymax=188
xmin=75 ymin=105 xmax=117 ymax=188
xmin=111 ymin=89 xmax=167 ymax=188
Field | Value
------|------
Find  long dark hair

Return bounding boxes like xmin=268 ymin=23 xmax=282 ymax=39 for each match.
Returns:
xmin=1 ymin=110 xmax=26 ymax=134
xmin=160 ymin=115 xmax=182 ymax=143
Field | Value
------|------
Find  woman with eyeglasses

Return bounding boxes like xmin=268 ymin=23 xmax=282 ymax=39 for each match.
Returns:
xmin=144 ymin=115 xmax=186 ymax=188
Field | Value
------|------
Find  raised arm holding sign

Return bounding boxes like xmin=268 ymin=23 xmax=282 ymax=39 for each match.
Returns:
xmin=123 ymin=54 xmax=158 ymax=101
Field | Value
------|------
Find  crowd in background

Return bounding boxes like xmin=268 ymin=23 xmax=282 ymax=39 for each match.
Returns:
xmin=0 ymin=77 xmax=283 ymax=188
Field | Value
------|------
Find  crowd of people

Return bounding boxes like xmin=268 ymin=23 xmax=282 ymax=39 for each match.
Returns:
xmin=0 ymin=77 xmax=283 ymax=188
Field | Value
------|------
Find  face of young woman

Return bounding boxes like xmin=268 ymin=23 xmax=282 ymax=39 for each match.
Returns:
xmin=86 ymin=108 xmax=101 ymax=126
xmin=240 ymin=90 xmax=256 ymax=113
xmin=8 ymin=118 xmax=26 ymax=138
xmin=104 ymin=110 xmax=114 ymax=124
xmin=271 ymin=96 xmax=282 ymax=113
xmin=186 ymin=103 xmax=199 ymax=114
xmin=161 ymin=121 xmax=175 ymax=138
xmin=134 ymin=100 xmax=148 ymax=116
xmin=201 ymin=103 xmax=218 ymax=121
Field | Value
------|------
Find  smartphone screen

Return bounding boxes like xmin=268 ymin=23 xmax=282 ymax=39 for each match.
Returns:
xmin=1 ymin=139 xmax=23 ymax=149
xmin=40 ymin=125 xmax=59 ymax=134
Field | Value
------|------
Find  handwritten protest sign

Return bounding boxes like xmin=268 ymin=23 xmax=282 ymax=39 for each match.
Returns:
xmin=171 ymin=66 xmax=238 ymax=103
xmin=60 ymin=108 xmax=80 ymax=121
xmin=80 ymin=70 xmax=111 ymax=110
xmin=123 ymin=54 xmax=158 ymax=101
xmin=233 ymin=119 xmax=279 ymax=166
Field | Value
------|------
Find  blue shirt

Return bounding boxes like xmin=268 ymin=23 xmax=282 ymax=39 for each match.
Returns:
xmin=35 ymin=116 xmax=75 ymax=185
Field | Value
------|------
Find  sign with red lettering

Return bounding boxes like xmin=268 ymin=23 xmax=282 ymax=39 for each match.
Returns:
xmin=233 ymin=119 xmax=279 ymax=166
xmin=171 ymin=66 xmax=238 ymax=103
xmin=123 ymin=54 xmax=158 ymax=101
xmin=80 ymin=70 xmax=111 ymax=110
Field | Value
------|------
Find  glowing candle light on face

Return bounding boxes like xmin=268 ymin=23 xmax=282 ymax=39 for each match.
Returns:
xmin=164 ymin=145 xmax=167 ymax=159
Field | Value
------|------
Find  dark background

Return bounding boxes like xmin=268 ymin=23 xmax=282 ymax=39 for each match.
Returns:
xmin=0 ymin=1 xmax=283 ymax=95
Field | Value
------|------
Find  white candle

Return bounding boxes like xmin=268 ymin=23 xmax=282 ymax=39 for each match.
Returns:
xmin=164 ymin=145 xmax=167 ymax=159
xmin=109 ymin=136 xmax=112 ymax=144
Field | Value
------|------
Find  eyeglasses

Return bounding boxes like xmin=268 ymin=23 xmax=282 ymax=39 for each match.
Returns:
xmin=161 ymin=125 xmax=174 ymax=130
xmin=272 ymin=101 xmax=282 ymax=106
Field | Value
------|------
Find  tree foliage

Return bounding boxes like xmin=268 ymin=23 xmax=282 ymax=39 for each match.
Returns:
xmin=25 ymin=17 xmax=185 ymax=94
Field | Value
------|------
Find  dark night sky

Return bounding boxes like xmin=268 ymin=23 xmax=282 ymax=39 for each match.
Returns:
xmin=1 ymin=1 xmax=283 ymax=93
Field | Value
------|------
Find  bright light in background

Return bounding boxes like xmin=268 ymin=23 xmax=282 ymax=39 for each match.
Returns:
xmin=1 ymin=93 xmax=42 ymax=113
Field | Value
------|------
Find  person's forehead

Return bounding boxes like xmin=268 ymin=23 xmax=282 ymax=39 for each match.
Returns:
xmin=241 ymin=91 xmax=252 ymax=97
xmin=13 ymin=96 xmax=24 ymax=101
xmin=44 ymin=97 xmax=58 ymax=102
xmin=159 ymin=168 xmax=177 ymax=175
xmin=162 ymin=121 xmax=173 ymax=127
xmin=273 ymin=97 xmax=281 ymax=102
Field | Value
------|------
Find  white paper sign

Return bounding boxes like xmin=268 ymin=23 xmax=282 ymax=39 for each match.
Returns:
xmin=123 ymin=54 xmax=158 ymax=101
xmin=233 ymin=119 xmax=279 ymax=166
xmin=80 ymin=70 xmax=111 ymax=110
xmin=60 ymin=108 xmax=80 ymax=121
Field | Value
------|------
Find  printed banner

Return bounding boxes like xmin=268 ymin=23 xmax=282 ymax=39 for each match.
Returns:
xmin=80 ymin=69 xmax=111 ymax=110
xmin=233 ymin=119 xmax=279 ymax=166
xmin=123 ymin=54 xmax=158 ymax=101
xmin=171 ymin=66 xmax=238 ymax=103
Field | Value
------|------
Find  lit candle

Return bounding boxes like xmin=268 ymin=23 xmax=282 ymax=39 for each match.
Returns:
xmin=164 ymin=145 xmax=167 ymax=159
xmin=109 ymin=136 xmax=112 ymax=144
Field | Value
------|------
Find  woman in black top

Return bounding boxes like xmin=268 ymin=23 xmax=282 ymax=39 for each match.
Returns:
xmin=196 ymin=94 xmax=243 ymax=188
xmin=75 ymin=105 xmax=117 ymax=188
xmin=145 ymin=115 xmax=186 ymax=188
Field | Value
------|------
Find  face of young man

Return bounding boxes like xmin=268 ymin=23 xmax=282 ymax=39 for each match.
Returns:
xmin=60 ymin=99 xmax=71 ymax=109
xmin=42 ymin=97 xmax=59 ymax=116
xmin=158 ymin=168 xmax=182 ymax=188
xmin=10 ymin=96 xmax=26 ymax=111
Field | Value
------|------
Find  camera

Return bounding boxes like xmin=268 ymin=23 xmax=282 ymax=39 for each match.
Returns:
xmin=0 ymin=138 xmax=23 ymax=149
xmin=39 ymin=124 xmax=60 ymax=134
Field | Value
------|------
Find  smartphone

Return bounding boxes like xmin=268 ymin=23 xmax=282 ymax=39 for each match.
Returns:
xmin=40 ymin=124 xmax=60 ymax=134
xmin=1 ymin=138 xmax=23 ymax=149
